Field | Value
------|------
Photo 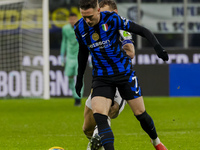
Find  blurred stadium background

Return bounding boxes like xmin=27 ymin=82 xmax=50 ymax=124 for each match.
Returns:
xmin=0 ymin=0 xmax=200 ymax=149
xmin=0 ymin=0 xmax=200 ymax=99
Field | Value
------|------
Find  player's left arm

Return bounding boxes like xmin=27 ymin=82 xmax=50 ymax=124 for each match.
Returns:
xmin=117 ymin=15 xmax=168 ymax=61
xmin=119 ymin=30 xmax=135 ymax=59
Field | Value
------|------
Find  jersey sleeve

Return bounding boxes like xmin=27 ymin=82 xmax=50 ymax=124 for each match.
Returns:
xmin=117 ymin=14 xmax=162 ymax=48
xmin=119 ymin=30 xmax=132 ymax=40
xmin=74 ymin=24 xmax=85 ymax=46
xmin=74 ymin=28 xmax=89 ymax=78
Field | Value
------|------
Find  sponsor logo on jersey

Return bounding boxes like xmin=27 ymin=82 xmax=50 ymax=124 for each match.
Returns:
xmin=88 ymin=40 xmax=110 ymax=49
xmin=102 ymin=24 xmax=108 ymax=31
xmin=92 ymin=32 xmax=99 ymax=41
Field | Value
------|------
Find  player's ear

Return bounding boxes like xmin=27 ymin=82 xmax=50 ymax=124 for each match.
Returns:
xmin=97 ymin=7 xmax=100 ymax=13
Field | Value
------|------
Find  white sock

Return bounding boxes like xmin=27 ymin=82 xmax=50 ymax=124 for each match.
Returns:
xmin=107 ymin=116 xmax=111 ymax=126
xmin=151 ymin=137 xmax=161 ymax=146
xmin=92 ymin=126 xmax=98 ymax=136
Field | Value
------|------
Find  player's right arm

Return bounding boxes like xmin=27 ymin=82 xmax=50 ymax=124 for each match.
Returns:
xmin=60 ymin=26 xmax=67 ymax=66
xmin=76 ymin=43 xmax=89 ymax=97
xmin=74 ymin=29 xmax=89 ymax=97
xmin=123 ymin=43 xmax=135 ymax=59
xmin=119 ymin=30 xmax=135 ymax=59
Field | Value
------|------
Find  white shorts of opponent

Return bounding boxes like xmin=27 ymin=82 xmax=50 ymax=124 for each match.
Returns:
xmin=85 ymin=88 xmax=126 ymax=116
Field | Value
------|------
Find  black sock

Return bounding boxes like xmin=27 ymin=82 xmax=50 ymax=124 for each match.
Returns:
xmin=93 ymin=113 xmax=114 ymax=150
xmin=136 ymin=111 xmax=158 ymax=139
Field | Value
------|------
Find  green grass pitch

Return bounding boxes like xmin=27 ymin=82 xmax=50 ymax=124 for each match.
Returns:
xmin=0 ymin=97 xmax=200 ymax=150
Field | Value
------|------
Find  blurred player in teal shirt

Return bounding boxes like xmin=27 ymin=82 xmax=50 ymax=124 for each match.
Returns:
xmin=60 ymin=13 xmax=83 ymax=106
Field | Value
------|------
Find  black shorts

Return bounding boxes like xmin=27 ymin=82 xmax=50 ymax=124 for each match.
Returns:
xmin=91 ymin=71 xmax=142 ymax=101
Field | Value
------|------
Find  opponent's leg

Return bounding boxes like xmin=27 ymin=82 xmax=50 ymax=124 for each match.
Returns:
xmin=83 ymin=105 xmax=96 ymax=139
xmin=108 ymin=101 xmax=119 ymax=119
xmin=109 ymin=89 xmax=126 ymax=119
xmin=83 ymin=94 xmax=97 ymax=150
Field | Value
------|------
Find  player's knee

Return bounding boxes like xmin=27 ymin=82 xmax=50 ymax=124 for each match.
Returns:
xmin=135 ymin=111 xmax=152 ymax=130
xmin=134 ymin=109 xmax=145 ymax=116
xmin=135 ymin=110 xmax=149 ymax=121
xmin=108 ymin=102 xmax=119 ymax=119
xmin=82 ymin=125 xmax=93 ymax=137
xmin=82 ymin=127 xmax=92 ymax=140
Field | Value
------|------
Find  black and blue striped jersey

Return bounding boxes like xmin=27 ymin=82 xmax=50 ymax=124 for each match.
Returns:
xmin=74 ymin=11 xmax=162 ymax=77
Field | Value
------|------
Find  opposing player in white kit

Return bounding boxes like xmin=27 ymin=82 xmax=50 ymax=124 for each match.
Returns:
xmin=83 ymin=1 xmax=135 ymax=149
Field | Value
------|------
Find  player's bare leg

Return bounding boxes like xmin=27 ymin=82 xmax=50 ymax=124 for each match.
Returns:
xmin=127 ymin=96 xmax=167 ymax=150
xmin=85 ymin=102 xmax=121 ymax=150
xmin=83 ymin=96 xmax=117 ymax=138
xmin=83 ymin=105 xmax=99 ymax=150
xmin=92 ymin=96 xmax=114 ymax=150
xmin=127 ymin=96 xmax=145 ymax=115
xmin=83 ymin=101 xmax=117 ymax=138
xmin=84 ymin=89 xmax=126 ymax=150
xmin=88 ymin=101 xmax=119 ymax=150
xmin=108 ymin=101 xmax=119 ymax=119
xmin=83 ymin=105 xmax=96 ymax=139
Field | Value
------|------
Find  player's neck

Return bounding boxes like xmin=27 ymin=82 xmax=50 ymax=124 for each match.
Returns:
xmin=97 ymin=13 xmax=101 ymax=24
xmin=94 ymin=13 xmax=101 ymax=27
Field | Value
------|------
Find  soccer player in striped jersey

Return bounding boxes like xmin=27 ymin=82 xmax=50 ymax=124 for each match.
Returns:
xmin=75 ymin=0 xmax=168 ymax=149
xmin=83 ymin=1 xmax=134 ymax=150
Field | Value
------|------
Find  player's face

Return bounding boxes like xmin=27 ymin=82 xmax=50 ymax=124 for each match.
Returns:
xmin=80 ymin=7 xmax=100 ymax=27
xmin=100 ymin=5 xmax=118 ymax=13
xmin=69 ymin=16 xmax=78 ymax=27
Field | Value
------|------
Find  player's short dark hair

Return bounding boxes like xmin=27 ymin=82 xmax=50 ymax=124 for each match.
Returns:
xmin=99 ymin=0 xmax=117 ymax=10
xmin=79 ymin=0 xmax=98 ymax=10
xmin=69 ymin=13 xmax=77 ymax=17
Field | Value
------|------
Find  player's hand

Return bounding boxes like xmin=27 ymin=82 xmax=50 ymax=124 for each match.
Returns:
xmin=75 ymin=76 xmax=83 ymax=97
xmin=157 ymin=50 xmax=169 ymax=61
xmin=154 ymin=44 xmax=169 ymax=61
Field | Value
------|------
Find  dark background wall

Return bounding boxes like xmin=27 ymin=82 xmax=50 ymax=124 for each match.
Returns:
xmin=51 ymin=49 xmax=200 ymax=97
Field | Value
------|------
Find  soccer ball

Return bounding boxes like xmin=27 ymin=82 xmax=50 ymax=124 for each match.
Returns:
xmin=49 ymin=146 xmax=64 ymax=150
